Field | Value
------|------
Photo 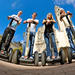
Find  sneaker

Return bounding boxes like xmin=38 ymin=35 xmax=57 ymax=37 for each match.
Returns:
xmin=20 ymin=56 xmax=28 ymax=60
xmin=20 ymin=56 xmax=24 ymax=59
xmin=56 ymin=55 xmax=60 ymax=60
xmin=29 ymin=56 xmax=33 ymax=60
xmin=47 ymin=56 xmax=51 ymax=60
xmin=47 ymin=56 xmax=53 ymax=61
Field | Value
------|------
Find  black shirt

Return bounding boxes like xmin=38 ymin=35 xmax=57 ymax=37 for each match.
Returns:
xmin=44 ymin=19 xmax=54 ymax=34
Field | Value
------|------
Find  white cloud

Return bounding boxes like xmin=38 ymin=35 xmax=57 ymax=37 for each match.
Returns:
xmin=66 ymin=0 xmax=75 ymax=8
xmin=66 ymin=0 xmax=75 ymax=4
xmin=11 ymin=0 xmax=21 ymax=9
xmin=53 ymin=0 xmax=65 ymax=5
xmin=11 ymin=1 xmax=17 ymax=8
xmin=53 ymin=0 xmax=75 ymax=8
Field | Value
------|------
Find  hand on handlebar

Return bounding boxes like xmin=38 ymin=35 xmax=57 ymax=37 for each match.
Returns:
xmin=8 ymin=16 xmax=19 ymax=22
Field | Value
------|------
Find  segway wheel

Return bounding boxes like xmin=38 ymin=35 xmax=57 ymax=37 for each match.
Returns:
xmin=8 ymin=48 xmax=13 ymax=62
xmin=41 ymin=51 xmax=46 ymax=66
xmin=59 ymin=48 xmax=66 ymax=65
xmin=34 ymin=51 xmax=39 ymax=66
xmin=12 ymin=49 xmax=21 ymax=64
xmin=67 ymin=47 xmax=72 ymax=63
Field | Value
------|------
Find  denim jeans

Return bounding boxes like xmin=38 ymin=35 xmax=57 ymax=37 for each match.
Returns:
xmin=66 ymin=28 xmax=75 ymax=49
xmin=22 ymin=32 xmax=27 ymax=56
xmin=44 ymin=32 xmax=58 ymax=57
xmin=22 ymin=32 xmax=35 ymax=57
xmin=29 ymin=32 xmax=35 ymax=57
xmin=22 ymin=42 xmax=26 ymax=56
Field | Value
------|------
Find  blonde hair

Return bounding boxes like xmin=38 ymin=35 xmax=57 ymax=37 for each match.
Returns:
xmin=47 ymin=13 xmax=53 ymax=20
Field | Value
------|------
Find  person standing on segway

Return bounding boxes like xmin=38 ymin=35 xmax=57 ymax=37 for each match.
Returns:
xmin=0 ymin=11 xmax=22 ymax=54
xmin=42 ymin=13 xmax=56 ymax=60
xmin=60 ymin=9 xmax=75 ymax=49
xmin=21 ymin=12 xmax=39 ymax=59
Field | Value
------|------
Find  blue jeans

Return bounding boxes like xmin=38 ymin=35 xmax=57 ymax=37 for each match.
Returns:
xmin=22 ymin=32 xmax=35 ymax=57
xmin=22 ymin=32 xmax=27 ymax=56
xmin=22 ymin=42 xmax=26 ymax=56
xmin=66 ymin=28 xmax=75 ymax=49
xmin=44 ymin=32 xmax=58 ymax=57
xmin=29 ymin=32 xmax=35 ymax=57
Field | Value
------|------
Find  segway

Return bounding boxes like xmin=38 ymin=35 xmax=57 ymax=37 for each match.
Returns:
xmin=0 ymin=17 xmax=17 ymax=61
xmin=33 ymin=25 xmax=46 ymax=66
xmin=55 ymin=6 xmax=72 ymax=64
xmin=0 ymin=33 xmax=14 ymax=62
xmin=12 ymin=23 xmax=39 ymax=66
xmin=41 ymin=6 xmax=73 ymax=66
xmin=41 ymin=27 xmax=72 ymax=66
xmin=41 ymin=28 xmax=66 ymax=66
xmin=60 ymin=11 xmax=75 ymax=59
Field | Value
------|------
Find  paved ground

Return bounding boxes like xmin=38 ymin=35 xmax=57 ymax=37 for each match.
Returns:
xmin=0 ymin=59 xmax=75 ymax=75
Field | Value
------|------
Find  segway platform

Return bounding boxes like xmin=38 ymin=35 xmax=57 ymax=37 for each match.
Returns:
xmin=46 ymin=57 xmax=61 ymax=63
xmin=54 ymin=6 xmax=72 ymax=64
xmin=19 ymin=58 xmax=34 ymax=63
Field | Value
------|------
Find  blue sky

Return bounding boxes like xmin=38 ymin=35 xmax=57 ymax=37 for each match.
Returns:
xmin=0 ymin=0 xmax=75 ymax=42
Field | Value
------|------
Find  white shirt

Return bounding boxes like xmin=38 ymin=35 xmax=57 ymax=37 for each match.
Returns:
xmin=8 ymin=14 xmax=22 ymax=31
xmin=27 ymin=18 xmax=39 ymax=32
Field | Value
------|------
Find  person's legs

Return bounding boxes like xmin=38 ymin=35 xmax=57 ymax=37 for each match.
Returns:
xmin=49 ymin=32 xmax=55 ymax=59
xmin=22 ymin=32 xmax=27 ymax=56
xmin=4 ymin=29 xmax=15 ymax=51
xmin=21 ymin=33 xmax=27 ymax=59
xmin=50 ymin=32 xmax=58 ymax=56
xmin=44 ymin=33 xmax=51 ymax=57
xmin=71 ymin=27 xmax=75 ymax=38
xmin=22 ymin=42 xmax=26 ymax=56
xmin=66 ymin=28 xmax=75 ymax=49
xmin=20 ymin=42 xmax=27 ymax=59
xmin=52 ymin=33 xmax=58 ymax=56
xmin=29 ymin=32 xmax=35 ymax=58
xmin=0 ymin=28 xmax=9 ymax=51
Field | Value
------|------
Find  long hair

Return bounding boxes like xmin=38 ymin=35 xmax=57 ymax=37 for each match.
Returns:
xmin=47 ymin=13 xmax=53 ymax=20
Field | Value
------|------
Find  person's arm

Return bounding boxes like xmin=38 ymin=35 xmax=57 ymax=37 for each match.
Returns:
xmin=8 ymin=16 xmax=12 ymax=20
xmin=50 ymin=19 xmax=56 ymax=23
xmin=23 ymin=20 xmax=27 ymax=24
xmin=42 ymin=19 xmax=47 ymax=24
xmin=67 ymin=11 xmax=72 ymax=17
xmin=46 ymin=19 xmax=56 ymax=24
xmin=8 ymin=15 xmax=15 ymax=20
xmin=23 ymin=20 xmax=31 ymax=24
xmin=51 ymin=16 xmax=56 ymax=23
xmin=23 ymin=19 xmax=32 ymax=24
xmin=17 ymin=19 xmax=22 ymax=25
xmin=32 ymin=20 xmax=39 ymax=25
xmin=8 ymin=15 xmax=19 ymax=22
xmin=60 ymin=14 xmax=65 ymax=21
